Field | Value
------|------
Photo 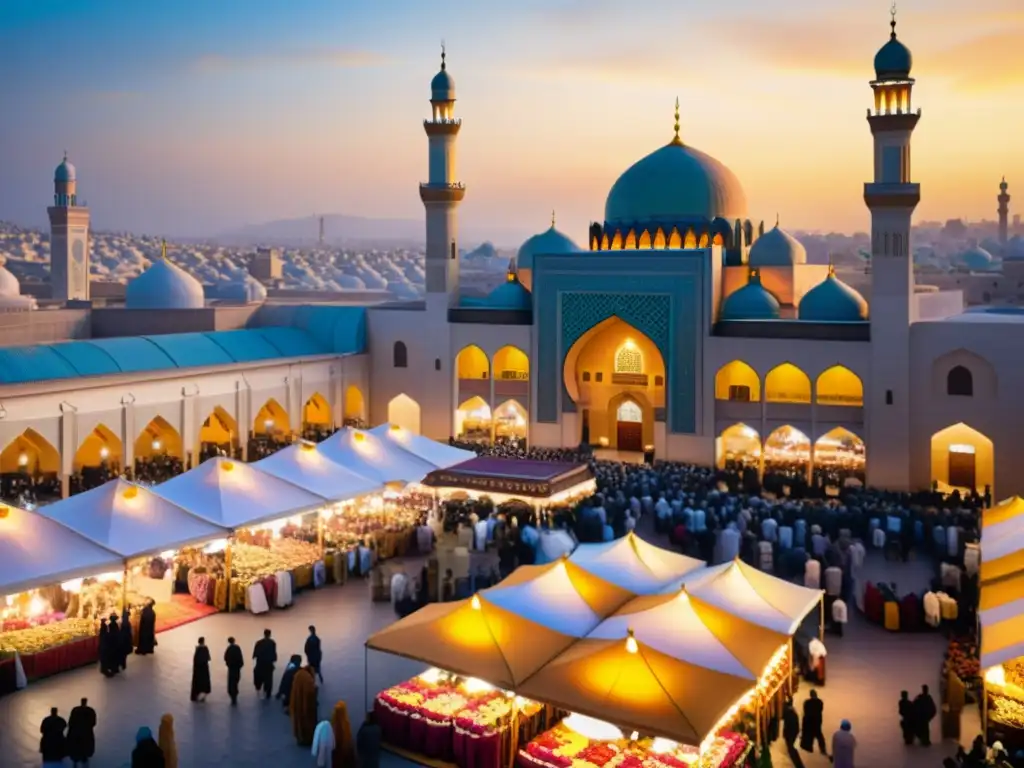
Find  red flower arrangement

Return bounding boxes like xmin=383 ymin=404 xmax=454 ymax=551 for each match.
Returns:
xmin=525 ymin=742 xmax=572 ymax=768
xmin=576 ymin=743 xmax=619 ymax=767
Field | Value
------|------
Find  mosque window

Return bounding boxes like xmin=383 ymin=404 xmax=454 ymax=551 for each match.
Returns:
xmin=886 ymin=390 xmax=893 ymax=405
xmin=654 ymin=375 xmax=664 ymax=387
xmin=393 ymin=341 xmax=408 ymax=368
xmin=434 ymin=358 xmax=441 ymax=371
xmin=728 ymin=385 xmax=751 ymax=402
xmin=582 ymin=371 xmax=591 ymax=382
xmin=947 ymin=366 xmax=973 ymax=397
xmin=614 ymin=340 xmax=643 ymax=375
xmin=595 ymin=372 xmax=603 ymax=383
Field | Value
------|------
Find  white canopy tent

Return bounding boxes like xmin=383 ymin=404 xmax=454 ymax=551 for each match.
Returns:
xmin=481 ymin=560 xmax=605 ymax=637
xmin=0 ymin=501 xmax=123 ymax=595
xmin=369 ymin=423 xmax=475 ymax=469
xmin=316 ymin=427 xmax=436 ymax=485
xmin=152 ymin=456 xmax=327 ymax=529
xmin=569 ymin=531 xmax=705 ymax=594
xmin=254 ymin=441 xmax=382 ymax=502
xmin=39 ymin=478 xmax=229 ymax=558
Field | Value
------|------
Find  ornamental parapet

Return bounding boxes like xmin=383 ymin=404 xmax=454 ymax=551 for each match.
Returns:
xmin=419 ymin=183 xmax=466 ymax=204
xmin=423 ymin=119 xmax=462 ymax=137
xmin=587 ymin=216 xmax=758 ymax=251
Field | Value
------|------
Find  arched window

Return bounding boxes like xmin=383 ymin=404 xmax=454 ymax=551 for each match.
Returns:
xmin=616 ymin=400 xmax=643 ymax=423
xmin=614 ymin=341 xmax=643 ymax=374
xmin=947 ymin=365 xmax=973 ymax=397
xmin=393 ymin=341 xmax=408 ymax=368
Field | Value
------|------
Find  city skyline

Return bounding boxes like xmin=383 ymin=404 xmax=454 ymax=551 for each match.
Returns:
xmin=1 ymin=0 xmax=1022 ymax=243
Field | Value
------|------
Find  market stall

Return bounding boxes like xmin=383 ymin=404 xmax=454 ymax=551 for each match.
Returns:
xmin=0 ymin=501 xmax=123 ymax=689
xmin=568 ymin=532 xmax=705 ymax=595
xmin=317 ymin=427 xmax=437 ymax=485
xmin=422 ymin=458 xmax=597 ymax=509
xmin=981 ymin=496 xmax=1024 ymax=584
xmin=369 ymin=423 xmax=476 ymax=470
xmin=152 ymin=457 xmax=330 ymax=613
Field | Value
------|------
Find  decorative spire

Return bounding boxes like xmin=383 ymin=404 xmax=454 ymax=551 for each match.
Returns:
xmin=506 ymin=259 xmax=517 ymax=282
xmin=890 ymin=2 xmax=898 ymax=39
xmin=670 ymin=97 xmax=682 ymax=146
xmin=775 ymin=213 xmax=780 ymax=228
xmin=440 ymin=41 xmax=446 ymax=71
xmin=161 ymin=239 xmax=168 ymax=260
xmin=63 ymin=149 xmax=68 ymax=162
xmin=827 ymin=255 xmax=836 ymax=277
xmin=551 ymin=210 xmax=556 ymax=229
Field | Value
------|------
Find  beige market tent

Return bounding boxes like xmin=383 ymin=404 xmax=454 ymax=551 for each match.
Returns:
xmin=981 ymin=497 xmax=1024 ymax=583
xmin=979 ymin=571 xmax=1024 ymax=668
xmin=569 ymin=531 xmax=705 ymax=595
xmin=984 ymin=496 xmax=1024 ymax=529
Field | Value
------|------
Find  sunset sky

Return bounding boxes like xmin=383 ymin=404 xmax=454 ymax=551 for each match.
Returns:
xmin=2 ymin=0 xmax=1022 ymax=244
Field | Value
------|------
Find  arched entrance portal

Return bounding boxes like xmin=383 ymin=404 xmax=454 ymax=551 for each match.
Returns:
xmin=254 ymin=398 xmax=289 ymax=438
xmin=1 ymin=429 xmax=61 ymax=475
xmin=494 ymin=399 xmax=528 ymax=446
xmin=814 ymin=427 xmax=866 ymax=488
xmin=344 ymin=385 xmax=366 ymax=427
xmin=930 ymin=422 xmax=994 ymax=495
xmin=455 ymin=396 xmax=492 ymax=443
xmin=763 ymin=425 xmax=811 ymax=480
xmin=387 ymin=394 xmax=421 ymax=434
xmin=716 ymin=423 xmax=761 ymax=470
xmin=74 ymin=425 xmax=123 ymax=472
xmin=563 ymin=317 xmax=665 ymax=451
xmin=302 ymin=393 xmax=332 ymax=439
xmin=200 ymin=407 xmax=238 ymax=460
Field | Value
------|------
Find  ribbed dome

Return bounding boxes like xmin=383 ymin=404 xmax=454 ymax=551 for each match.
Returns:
xmin=798 ymin=270 xmax=869 ymax=322
xmin=515 ymin=221 xmax=579 ymax=271
xmin=748 ymin=223 xmax=807 ymax=267
xmin=957 ymin=246 xmax=995 ymax=272
xmin=55 ymin=154 xmax=76 ymax=182
xmin=720 ymin=271 xmax=780 ymax=321
xmin=874 ymin=22 xmax=912 ymax=80
xmin=605 ymin=141 xmax=747 ymax=225
xmin=126 ymin=257 xmax=205 ymax=310
xmin=223 ymin=274 xmax=268 ymax=304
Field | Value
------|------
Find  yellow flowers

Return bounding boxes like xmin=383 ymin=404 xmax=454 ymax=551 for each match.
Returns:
xmin=0 ymin=618 xmax=97 ymax=654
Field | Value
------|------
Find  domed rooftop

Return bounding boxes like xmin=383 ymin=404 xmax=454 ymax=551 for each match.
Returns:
xmin=874 ymin=14 xmax=912 ymax=80
xmin=223 ymin=274 xmax=268 ymax=304
xmin=957 ymin=245 xmax=996 ymax=272
xmin=604 ymin=101 xmax=746 ymax=225
xmin=0 ymin=256 xmax=21 ymax=297
xmin=798 ymin=267 xmax=869 ymax=322
xmin=483 ymin=263 xmax=532 ymax=310
xmin=55 ymin=152 xmax=76 ymax=183
xmin=1004 ymin=235 xmax=1024 ymax=260
xmin=515 ymin=214 xmax=580 ymax=271
xmin=431 ymin=47 xmax=455 ymax=101
xmin=748 ymin=220 xmax=807 ymax=267
xmin=126 ymin=242 xmax=205 ymax=310
xmin=720 ymin=271 xmax=780 ymax=321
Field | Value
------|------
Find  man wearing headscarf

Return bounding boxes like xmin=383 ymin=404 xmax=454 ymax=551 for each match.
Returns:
xmin=331 ymin=701 xmax=357 ymax=768
xmin=131 ymin=726 xmax=165 ymax=768
xmin=40 ymin=706 xmax=67 ymax=767
xmin=224 ymin=636 xmax=244 ymax=705
xmin=290 ymin=665 xmax=319 ymax=746
xmin=157 ymin=714 xmax=178 ymax=768
xmin=252 ymin=628 xmax=277 ymax=700
xmin=136 ymin=601 xmax=157 ymax=655
xmin=277 ymin=654 xmax=304 ymax=713
xmin=119 ymin=607 xmax=134 ymax=670
xmin=67 ymin=697 xmax=96 ymax=767
xmin=830 ymin=720 xmax=856 ymax=768
xmin=190 ymin=637 xmax=212 ymax=702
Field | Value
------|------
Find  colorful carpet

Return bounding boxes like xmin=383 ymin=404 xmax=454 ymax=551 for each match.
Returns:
xmin=154 ymin=594 xmax=219 ymax=634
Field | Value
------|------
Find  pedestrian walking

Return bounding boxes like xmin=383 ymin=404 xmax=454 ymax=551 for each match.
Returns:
xmin=305 ymin=625 xmax=324 ymax=683
xmin=913 ymin=684 xmax=936 ymax=745
xmin=253 ymin=628 xmax=277 ymax=700
xmin=831 ymin=720 xmax=856 ymax=768
xmin=800 ymin=689 xmax=828 ymax=757
xmin=224 ymin=637 xmax=244 ymax=705
xmin=40 ymin=706 xmax=67 ymax=768
xmin=898 ymin=690 xmax=915 ymax=745
xmin=190 ymin=637 xmax=212 ymax=702
xmin=782 ymin=698 xmax=805 ymax=768
xmin=67 ymin=697 xmax=96 ymax=767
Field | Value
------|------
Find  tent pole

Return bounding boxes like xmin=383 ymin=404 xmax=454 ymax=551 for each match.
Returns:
xmin=818 ymin=594 xmax=825 ymax=642
xmin=317 ymin=513 xmax=325 ymax=557
xmin=364 ymin=644 xmax=369 ymax=714
xmin=787 ymin=638 xmax=794 ymax=698
xmin=225 ymin=536 xmax=234 ymax=614
xmin=121 ymin=561 xmax=129 ymax=611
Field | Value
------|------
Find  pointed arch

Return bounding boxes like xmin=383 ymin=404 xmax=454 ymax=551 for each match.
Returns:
xmin=456 ymin=344 xmax=490 ymax=380
xmin=456 ymin=395 xmax=492 ymax=442
xmin=683 ymin=229 xmax=697 ymax=249
xmin=74 ymin=424 xmax=123 ymax=471
xmin=387 ymin=393 xmax=421 ymax=434
xmin=698 ymin=232 xmax=709 ymax=247
xmin=715 ymin=360 xmax=761 ymax=402
xmin=600 ymin=233 xmax=610 ymax=250
xmin=493 ymin=345 xmax=529 ymax=381
xmin=814 ymin=426 xmax=865 ymax=475
xmin=610 ymin=231 xmax=623 ymax=250
xmin=590 ymin=235 xmax=599 ymax=251
xmin=712 ymin=233 xmax=724 ymax=247
xmin=947 ymin=365 xmax=973 ymax=397
xmin=763 ymin=425 xmax=811 ymax=474
xmin=816 ymin=365 xmax=863 ymax=406
xmin=653 ymin=228 xmax=667 ymax=249
xmin=303 ymin=392 xmax=332 ymax=427
xmin=200 ymin=406 xmax=237 ymax=450
xmin=624 ymin=229 xmax=637 ymax=249
xmin=254 ymin=398 xmax=289 ymax=435
xmin=494 ymin=399 xmax=528 ymax=443
xmin=1 ymin=428 xmax=61 ymax=474
xmin=638 ymin=229 xmax=652 ymax=249
xmin=344 ymin=385 xmax=366 ymax=423
xmin=765 ymin=363 xmax=811 ymax=404
xmin=716 ymin=423 xmax=761 ymax=469
xmin=135 ymin=416 xmax=183 ymax=460
xmin=930 ymin=422 xmax=994 ymax=494
xmin=668 ymin=228 xmax=682 ymax=249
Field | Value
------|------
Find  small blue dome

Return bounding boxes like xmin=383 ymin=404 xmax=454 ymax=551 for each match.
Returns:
xmin=1004 ymin=235 xmax=1024 ymax=260
xmin=431 ymin=67 xmax=455 ymax=101
xmin=223 ymin=274 xmax=268 ymax=304
xmin=482 ymin=267 xmax=532 ymax=310
xmin=720 ymin=271 xmax=780 ymax=321
xmin=957 ymin=246 xmax=995 ymax=272
xmin=55 ymin=154 xmax=76 ymax=183
xmin=748 ymin=223 xmax=807 ymax=267
xmin=515 ymin=221 xmax=579 ymax=271
xmin=126 ymin=254 xmax=205 ymax=310
xmin=874 ymin=23 xmax=912 ymax=80
xmin=798 ymin=270 xmax=868 ymax=322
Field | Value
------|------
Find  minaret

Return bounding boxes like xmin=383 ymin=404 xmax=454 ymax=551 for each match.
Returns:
xmin=420 ymin=44 xmax=465 ymax=307
xmin=865 ymin=5 xmax=919 ymax=491
xmin=998 ymin=177 xmax=1010 ymax=245
xmin=47 ymin=152 xmax=91 ymax=303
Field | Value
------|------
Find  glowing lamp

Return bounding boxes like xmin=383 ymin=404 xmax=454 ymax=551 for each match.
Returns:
xmin=353 ymin=431 xmax=366 ymax=442
xmin=470 ymin=594 xmax=481 ymax=610
xmin=300 ymin=442 xmax=316 ymax=452
xmin=0 ymin=505 xmax=9 ymax=520
xmin=264 ymin=418 xmax=275 ymax=429
xmin=122 ymin=486 xmax=139 ymax=500
xmin=17 ymin=452 xmax=28 ymax=467
xmin=221 ymin=460 xmax=235 ymax=472
xmin=152 ymin=439 xmax=162 ymax=451
xmin=28 ymin=594 xmax=47 ymax=618
xmin=630 ymin=732 xmax=639 ymax=742
xmin=625 ymin=628 xmax=638 ymax=654
xmin=389 ymin=424 xmax=402 ymax=432
xmin=99 ymin=446 xmax=110 ymax=459
xmin=949 ymin=444 xmax=976 ymax=455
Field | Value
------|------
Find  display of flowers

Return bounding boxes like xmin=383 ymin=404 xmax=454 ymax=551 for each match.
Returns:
xmin=0 ymin=618 xmax=98 ymax=655
xmin=230 ymin=540 xmax=321 ymax=586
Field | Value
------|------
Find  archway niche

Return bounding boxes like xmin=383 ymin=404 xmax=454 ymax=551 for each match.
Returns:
xmin=715 ymin=360 xmax=761 ymax=402
xmin=814 ymin=427 xmax=865 ymax=488
xmin=253 ymin=398 xmax=289 ymax=437
xmin=494 ymin=399 xmax=528 ymax=445
xmin=493 ymin=345 xmax=529 ymax=381
xmin=765 ymin=363 xmax=812 ymax=404
xmin=930 ymin=422 xmax=994 ymax=495
xmin=74 ymin=425 xmax=123 ymax=471
xmin=763 ymin=425 xmax=811 ymax=479
xmin=344 ymin=385 xmax=366 ymax=426
xmin=387 ymin=394 xmax=422 ymax=435
xmin=455 ymin=345 xmax=490 ymax=380
xmin=200 ymin=406 xmax=238 ymax=459
xmin=816 ymin=366 xmax=863 ymax=406
xmin=1 ymin=429 xmax=61 ymax=475
xmin=134 ymin=416 xmax=183 ymax=461
xmin=455 ymin=396 xmax=492 ymax=443
xmin=716 ymin=423 xmax=761 ymax=470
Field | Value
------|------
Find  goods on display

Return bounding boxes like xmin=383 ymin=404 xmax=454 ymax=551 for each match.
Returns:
xmin=945 ymin=637 xmax=981 ymax=682
xmin=324 ymin=496 xmax=427 ymax=556
xmin=230 ymin=540 xmax=322 ymax=586
xmin=0 ymin=617 xmax=97 ymax=655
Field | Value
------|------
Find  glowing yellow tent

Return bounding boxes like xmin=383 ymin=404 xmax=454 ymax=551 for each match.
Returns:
xmin=569 ymin=531 xmax=705 ymax=595
xmin=679 ymin=557 xmax=822 ymax=635
xmin=980 ymin=571 xmax=1024 ymax=669
xmin=984 ymin=496 xmax=1024 ymax=528
xmin=981 ymin=498 xmax=1024 ymax=583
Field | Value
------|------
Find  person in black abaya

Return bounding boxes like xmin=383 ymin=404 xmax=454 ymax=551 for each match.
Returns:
xmin=106 ymin=616 xmax=121 ymax=677
xmin=224 ymin=637 xmax=244 ymax=705
xmin=67 ymin=697 xmax=97 ymax=767
xmin=252 ymin=628 xmax=277 ymax=700
xmin=98 ymin=619 xmax=113 ymax=677
xmin=40 ymin=706 xmax=67 ymax=767
xmin=119 ymin=607 xmax=134 ymax=670
xmin=136 ymin=601 xmax=157 ymax=655
xmin=190 ymin=637 xmax=212 ymax=702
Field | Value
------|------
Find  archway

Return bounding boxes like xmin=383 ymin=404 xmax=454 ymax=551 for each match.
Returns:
xmin=387 ymin=394 xmax=421 ymax=434
xmin=253 ymin=398 xmax=289 ymax=437
xmin=200 ymin=406 xmax=238 ymax=460
xmin=930 ymin=422 xmax=994 ymax=495
xmin=614 ymin=397 xmax=644 ymax=452
xmin=134 ymin=416 xmax=183 ymax=461
xmin=494 ymin=399 xmax=528 ymax=445
xmin=455 ymin=396 xmax=492 ymax=443
xmin=715 ymin=360 xmax=761 ymax=402
xmin=816 ymin=366 xmax=863 ymax=406
xmin=493 ymin=345 xmax=529 ymax=381
xmin=814 ymin=427 xmax=865 ymax=488
xmin=302 ymin=393 xmax=332 ymax=439
xmin=1 ymin=429 xmax=61 ymax=475
xmin=73 ymin=424 xmax=123 ymax=471
xmin=344 ymin=385 xmax=366 ymax=426
xmin=563 ymin=316 xmax=665 ymax=449
xmin=456 ymin=345 xmax=490 ymax=380
xmin=716 ymin=423 xmax=761 ymax=470
xmin=765 ymin=363 xmax=812 ymax=404
xmin=763 ymin=425 xmax=811 ymax=479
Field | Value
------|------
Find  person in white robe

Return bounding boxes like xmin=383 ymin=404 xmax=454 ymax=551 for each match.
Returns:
xmin=832 ymin=598 xmax=848 ymax=637
xmin=312 ymin=719 xmax=335 ymax=767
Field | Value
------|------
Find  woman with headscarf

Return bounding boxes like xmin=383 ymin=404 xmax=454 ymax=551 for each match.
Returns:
xmin=290 ymin=665 xmax=319 ymax=746
xmin=312 ymin=718 xmax=335 ymax=768
xmin=190 ymin=637 xmax=212 ymax=702
xmin=136 ymin=601 xmax=157 ymax=655
xmin=105 ymin=616 xmax=121 ymax=677
xmin=98 ymin=618 xmax=112 ymax=677
xmin=276 ymin=654 xmax=303 ymax=713
xmin=119 ymin=606 xmax=134 ymax=670
xmin=157 ymin=714 xmax=178 ymax=768
xmin=331 ymin=701 xmax=357 ymax=768
xmin=131 ymin=726 xmax=165 ymax=768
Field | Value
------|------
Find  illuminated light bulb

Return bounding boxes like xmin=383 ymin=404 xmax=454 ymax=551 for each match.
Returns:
xmin=630 ymin=732 xmax=639 ymax=742
xmin=152 ymin=439 xmax=161 ymax=451
xmin=122 ymin=486 xmax=139 ymax=500
xmin=264 ymin=418 xmax=274 ymax=429
xmin=17 ymin=452 xmax=28 ymax=467
xmin=389 ymin=424 xmax=402 ymax=432
xmin=99 ymin=446 xmax=110 ymax=459
xmin=300 ymin=442 xmax=316 ymax=452
xmin=470 ymin=594 xmax=481 ymax=611
xmin=221 ymin=460 xmax=235 ymax=472
xmin=625 ymin=629 xmax=638 ymax=654
xmin=677 ymin=586 xmax=689 ymax=602
xmin=353 ymin=431 xmax=365 ymax=442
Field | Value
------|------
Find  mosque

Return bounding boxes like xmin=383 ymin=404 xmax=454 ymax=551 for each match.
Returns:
xmin=1 ymin=11 xmax=1023 ymax=499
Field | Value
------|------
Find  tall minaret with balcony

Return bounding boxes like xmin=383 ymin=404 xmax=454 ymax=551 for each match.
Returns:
xmin=420 ymin=45 xmax=465 ymax=308
xmin=999 ymin=177 xmax=1010 ymax=245
xmin=865 ymin=5 xmax=920 ymax=491
xmin=47 ymin=152 xmax=91 ymax=303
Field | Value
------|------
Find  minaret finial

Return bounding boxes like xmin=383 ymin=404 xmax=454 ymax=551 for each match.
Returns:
xmin=63 ymin=149 xmax=68 ymax=162
xmin=775 ymin=213 xmax=780 ymax=227
xmin=161 ymin=239 xmax=167 ymax=260
xmin=440 ymin=40 xmax=446 ymax=71
xmin=507 ymin=258 xmax=517 ymax=282
xmin=890 ymin=2 xmax=897 ymax=38
xmin=828 ymin=254 xmax=835 ymax=277
xmin=671 ymin=97 xmax=682 ymax=146
xmin=551 ymin=210 xmax=556 ymax=228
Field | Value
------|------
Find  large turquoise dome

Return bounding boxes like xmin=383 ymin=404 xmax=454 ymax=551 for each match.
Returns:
xmin=798 ymin=270 xmax=868 ymax=322
xmin=721 ymin=272 xmax=780 ymax=321
xmin=515 ymin=222 xmax=579 ymax=271
xmin=748 ymin=223 xmax=806 ymax=267
xmin=604 ymin=141 xmax=747 ymax=225
xmin=957 ymin=246 xmax=996 ymax=272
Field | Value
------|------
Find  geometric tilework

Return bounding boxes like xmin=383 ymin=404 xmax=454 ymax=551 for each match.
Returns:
xmin=561 ymin=292 xmax=671 ymax=363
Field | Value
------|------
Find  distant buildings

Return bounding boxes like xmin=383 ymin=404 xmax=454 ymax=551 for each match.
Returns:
xmin=249 ymin=247 xmax=283 ymax=282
